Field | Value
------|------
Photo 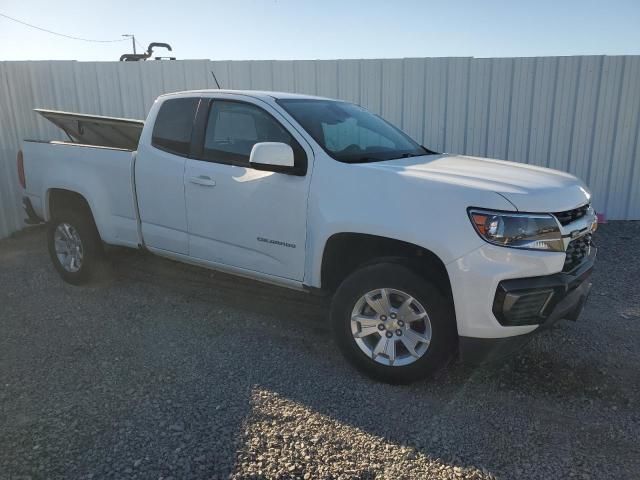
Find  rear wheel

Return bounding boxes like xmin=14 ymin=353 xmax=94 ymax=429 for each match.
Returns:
xmin=47 ymin=209 xmax=104 ymax=285
xmin=331 ymin=263 xmax=457 ymax=384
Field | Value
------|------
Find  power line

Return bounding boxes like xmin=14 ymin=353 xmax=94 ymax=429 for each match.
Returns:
xmin=0 ymin=12 xmax=127 ymax=43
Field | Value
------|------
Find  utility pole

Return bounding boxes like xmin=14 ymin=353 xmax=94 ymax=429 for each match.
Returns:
xmin=122 ymin=34 xmax=136 ymax=54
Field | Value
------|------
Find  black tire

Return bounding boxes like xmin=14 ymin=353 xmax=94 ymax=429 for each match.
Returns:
xmin=47 ymin=208 xmax=104 ymax=285
xmin=331 ymin=262 xmax=457 ymax=384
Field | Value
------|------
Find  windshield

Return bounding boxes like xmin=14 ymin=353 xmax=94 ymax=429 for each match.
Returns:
xmin=277 ymin=99 xmax=431 ymax=163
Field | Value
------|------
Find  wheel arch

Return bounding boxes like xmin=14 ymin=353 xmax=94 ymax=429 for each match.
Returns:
xmin=46 ymin=188 xmax=101 ymax=236
xmin=320 ymin=232 xmax=453 ymax=301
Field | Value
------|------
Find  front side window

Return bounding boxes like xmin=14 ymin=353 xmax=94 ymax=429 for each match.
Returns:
xmin=278 ymin=99 xmax=430 ymax=163
xmin=151 ymin=97 xmax=199 ymax=156
xmin=202 ymin=100 xmax=305 ymax=169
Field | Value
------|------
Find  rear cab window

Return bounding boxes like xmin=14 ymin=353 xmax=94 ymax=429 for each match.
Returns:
xmin=151 ymin=97 xmax=200 ymax=156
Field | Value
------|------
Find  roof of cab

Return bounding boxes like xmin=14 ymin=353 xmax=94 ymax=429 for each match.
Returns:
xmin=158 ymin=89 xmax=333 ymax=101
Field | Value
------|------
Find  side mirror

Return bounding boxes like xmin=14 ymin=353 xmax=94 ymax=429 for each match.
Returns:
xmin=249 ymin=142 xmax=294 ymax=168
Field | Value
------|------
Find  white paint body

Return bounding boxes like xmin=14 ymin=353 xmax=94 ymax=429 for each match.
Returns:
xmin=22 ymin=90 xmax=592 ymax=340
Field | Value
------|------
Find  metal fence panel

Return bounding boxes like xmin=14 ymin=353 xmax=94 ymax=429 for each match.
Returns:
xmin=1 ymin=55 xmax=639 ymax=239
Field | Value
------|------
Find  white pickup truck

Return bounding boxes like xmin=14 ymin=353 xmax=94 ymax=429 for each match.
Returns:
xmin=19 ymin=89 xmax=598 ymax=383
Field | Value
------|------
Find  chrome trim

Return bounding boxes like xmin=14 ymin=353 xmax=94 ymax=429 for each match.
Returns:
xmin=554 ymin=205 xmax=597 ymax=250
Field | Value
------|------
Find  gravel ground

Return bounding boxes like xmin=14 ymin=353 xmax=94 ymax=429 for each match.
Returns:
xmin=0 ymin=222 xmax=638 ymax=480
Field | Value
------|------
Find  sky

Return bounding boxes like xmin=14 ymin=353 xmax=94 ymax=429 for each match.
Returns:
xmin=0 ymin=0 xmax=639 ymax=62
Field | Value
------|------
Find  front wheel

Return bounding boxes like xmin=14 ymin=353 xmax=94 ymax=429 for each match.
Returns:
xmin=47 ymin=209 xmax=104 ymax=285
xmin=331 ymin=263 xmax=457 ymax=384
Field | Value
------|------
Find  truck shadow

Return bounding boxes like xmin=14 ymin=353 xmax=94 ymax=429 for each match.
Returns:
xmin=101 ymin=244 xmax=636 ymax=479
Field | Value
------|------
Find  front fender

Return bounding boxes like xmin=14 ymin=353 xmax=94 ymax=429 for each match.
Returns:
xmin=304 ymin=156 xmax=516 ymax=287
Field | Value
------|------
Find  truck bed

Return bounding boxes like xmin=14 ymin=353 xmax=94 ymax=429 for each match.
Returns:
xmin=22 ymin=140 xmax=140 ymax=248
xmin=21 ymin=109 xmax=145 ymax=247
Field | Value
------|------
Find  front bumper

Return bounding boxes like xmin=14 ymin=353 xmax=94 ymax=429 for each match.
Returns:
xmin=492 ymin=247 xmax=596 ymax=326
xmin=447 ymin=243 xmax=568 ymax=339
xmin=458 ymin=248 xmax=595 ymax=363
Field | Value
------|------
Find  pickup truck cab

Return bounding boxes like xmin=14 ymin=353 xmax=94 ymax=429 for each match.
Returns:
xmin=19 ymin=89 xmax=597 ymax=383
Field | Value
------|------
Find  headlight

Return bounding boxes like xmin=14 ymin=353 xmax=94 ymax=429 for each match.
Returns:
xmin=468 ymin=209 xmax=564 ymax=252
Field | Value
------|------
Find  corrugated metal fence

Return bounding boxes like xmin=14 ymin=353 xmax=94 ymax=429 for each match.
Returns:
xmin=1 ymin=56 xmax=639 ymax=238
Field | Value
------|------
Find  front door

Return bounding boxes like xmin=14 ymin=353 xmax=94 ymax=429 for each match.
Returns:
xmin=184 ymin=97 xmax=312 ymax=281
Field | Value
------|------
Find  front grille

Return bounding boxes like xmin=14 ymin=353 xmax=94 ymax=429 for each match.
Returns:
xmin=564 ymin=233 xmax=592 ymax=272
xmin=553 ymin=204 xmax=590 ymax=226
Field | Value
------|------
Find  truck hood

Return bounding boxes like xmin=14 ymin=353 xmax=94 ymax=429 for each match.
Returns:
xmin=367 ymin=154 xmax=591 ymax=212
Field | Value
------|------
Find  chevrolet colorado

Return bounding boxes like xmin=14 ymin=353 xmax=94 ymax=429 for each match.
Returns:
xmin=18 ymin=90 xmax=597 ymax=383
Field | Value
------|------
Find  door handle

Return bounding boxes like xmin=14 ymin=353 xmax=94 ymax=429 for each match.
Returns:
xmin=189 ymin=175 xmax=216 ymax=187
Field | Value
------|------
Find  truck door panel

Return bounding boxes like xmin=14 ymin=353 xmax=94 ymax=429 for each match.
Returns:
xmin=135 ymin=97 xmax=200 ymax=255
xmin=184 ymin=98 xmax=311 ymax=281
